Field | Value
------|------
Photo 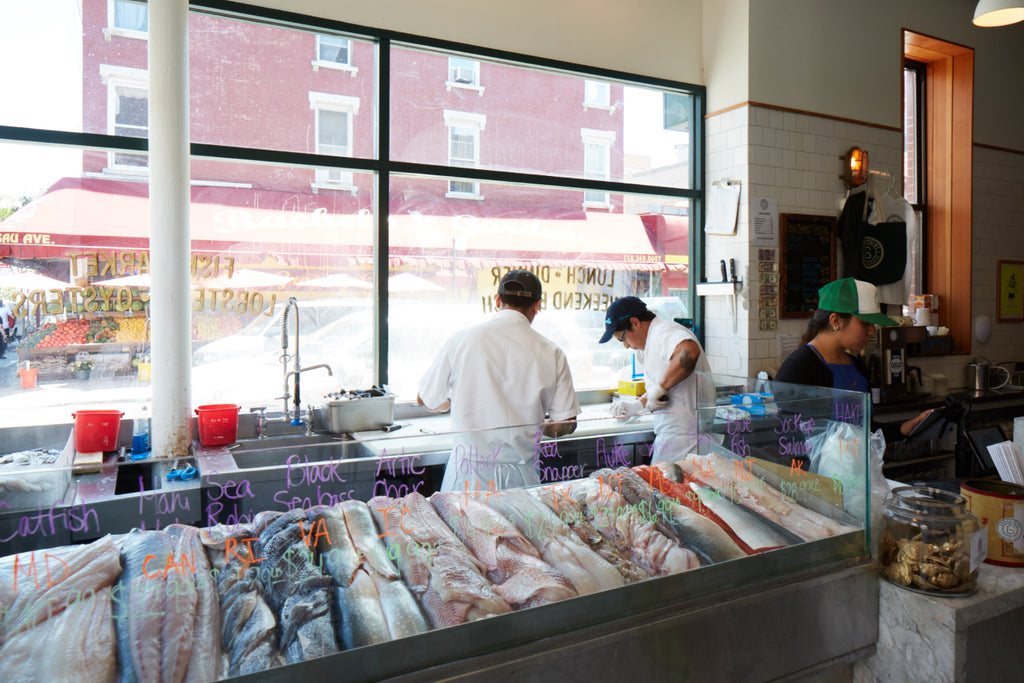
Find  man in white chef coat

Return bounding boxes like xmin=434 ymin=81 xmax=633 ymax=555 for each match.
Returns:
xmin=417 ymin=269 xmax=580 ymax=493
xmin=599 ymin=296 xmax=715 ymax=463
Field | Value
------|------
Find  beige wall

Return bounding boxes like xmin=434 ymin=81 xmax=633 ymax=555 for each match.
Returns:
xmin=748 ymin=0 xmax=1024 ymax=151
xmin=246 ymin=0 xmax=705 ymax=86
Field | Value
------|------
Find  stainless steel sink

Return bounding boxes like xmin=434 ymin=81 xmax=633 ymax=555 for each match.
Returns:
xmin=229 ymin=432 xmax=367 ymax=469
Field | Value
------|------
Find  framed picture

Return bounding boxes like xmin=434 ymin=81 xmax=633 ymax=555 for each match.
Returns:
xmin=996 ymin=260 xmax=1024 ymax=322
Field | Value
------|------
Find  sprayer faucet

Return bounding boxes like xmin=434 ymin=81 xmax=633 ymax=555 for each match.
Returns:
xmin=280 ymin=297 xmax=333 ymax=426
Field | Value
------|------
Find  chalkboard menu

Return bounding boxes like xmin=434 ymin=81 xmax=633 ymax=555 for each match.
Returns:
xmin=779 ymin=213 xmax=837 ymax=318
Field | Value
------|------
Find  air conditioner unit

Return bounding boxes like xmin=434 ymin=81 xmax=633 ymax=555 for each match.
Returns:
xmin=452 ymin=67 xmax=475 ymax=84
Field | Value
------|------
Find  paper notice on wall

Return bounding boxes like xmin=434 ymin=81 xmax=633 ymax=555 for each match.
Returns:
xmin=750 ymin=196 xmax=778 ymax=246
xmin=704 ymin=181 xmax=741 ymax=235
xmin=778 ymin=333 xmax=801 ymax=366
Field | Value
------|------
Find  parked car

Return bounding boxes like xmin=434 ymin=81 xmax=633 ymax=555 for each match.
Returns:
xmin=190 ymin=298 xmax=650 ymax=408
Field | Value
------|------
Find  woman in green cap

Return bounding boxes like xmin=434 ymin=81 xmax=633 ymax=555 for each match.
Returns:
xmin=776 ymin=277 xmax=930 ymax=437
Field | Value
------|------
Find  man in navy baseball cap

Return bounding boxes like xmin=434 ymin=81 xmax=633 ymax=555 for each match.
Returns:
xmin=599 ymin=296 xmax=713 ymax=463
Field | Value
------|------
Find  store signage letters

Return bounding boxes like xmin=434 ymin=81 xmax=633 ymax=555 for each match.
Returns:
xmin=0 ymin=232 xmax=52 ymax=244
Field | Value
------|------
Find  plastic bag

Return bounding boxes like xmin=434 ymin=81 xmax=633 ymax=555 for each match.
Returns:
xmin=806 ymin=421 xmax=890 ymax=548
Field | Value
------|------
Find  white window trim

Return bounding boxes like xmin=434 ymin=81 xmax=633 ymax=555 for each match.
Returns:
xmin=103 ymin=0 xmax=147 ymax=41
xmin=311 ymin=35 xmax=358 ymax=76
xmin=583 ymin=80 xmax=614 ymax=113
xmin=309 ymin=92 xmax=361 ymax=194
xmin=444 ymin=111 xmax=486 ymax=200
xmin=445 ymin=60 xmax=485 ymax=95
xmin=100 ymin=64 xmax=149 ymax=175
xmin=581 ymin=128 xmax=615 ymax=210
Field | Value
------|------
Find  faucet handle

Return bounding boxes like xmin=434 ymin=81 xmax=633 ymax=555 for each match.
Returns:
xmin=305 ymin=403 xmax=317 ymax=434
xmin=250 ymin=406 xmax=267 ymax=416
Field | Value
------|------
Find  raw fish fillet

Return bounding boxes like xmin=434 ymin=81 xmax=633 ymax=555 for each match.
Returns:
xmin=113 ymin=528 xmax=198 ymax=683
xmin=202 ymin=528 xmax=283 ymax=676
xmin=689 ymin=483 xmax=796 ymax=551
xmin=582 ymin=480 xmax=701 ymax=576
xmin=590 ymin=467 xmax=684 ymax=547
xmin=0 ymin=534 xmax=121 ymax=641
xmin=371 ymin=572 xmax=430 ymax=640
xmin=340 ymin=500 xmax=401 ymax=580
xmin=633 ymin=465 xmax=754 ymax=561
xmin=487 ymin=489 xmax=625 ymax=595
xmin=313 ymin=503 xmax=429 ymax=645
xmin=677 ymin=453 xmax=855 ymax=541
xmin=531 ymin=486 xmax=651 ymax=584
xmin=257 ymin=513 xmax=338 ymax=664
xmin=166 ymin=525 xmax=224 ymax=683
xmin=0 ymin=585 xmax=117 ymax=683
xmin=335 ymin=568 xmax=391 ymax=648
xmin=370 ymin=493 xmax=510 ymax=628
xmin=431 ymin=493 xmax=577 ymax=609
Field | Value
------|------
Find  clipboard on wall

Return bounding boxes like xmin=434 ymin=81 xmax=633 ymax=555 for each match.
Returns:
xmin=704 ymin=179 xmax=741 ymax=236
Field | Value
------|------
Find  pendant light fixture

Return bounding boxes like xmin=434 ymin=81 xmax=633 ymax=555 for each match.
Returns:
xmin=973 ymin=0 xmax=1024 ymax=27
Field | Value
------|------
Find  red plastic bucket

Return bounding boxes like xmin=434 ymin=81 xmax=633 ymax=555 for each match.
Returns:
xmin=195 ymin=404 xmax=240 ymax=446
xmin=72 ymin=410 xmax=124 ymax=452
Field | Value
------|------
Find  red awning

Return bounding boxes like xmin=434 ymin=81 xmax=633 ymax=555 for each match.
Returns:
xmin=1 ymin=177 xmax=670 ymax=271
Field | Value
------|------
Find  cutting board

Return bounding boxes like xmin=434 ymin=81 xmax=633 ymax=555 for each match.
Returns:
xmin=73 ymin=450 xmax=104 ymax=473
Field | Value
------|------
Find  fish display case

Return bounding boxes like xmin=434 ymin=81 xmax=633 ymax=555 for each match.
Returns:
xmin=0 ymin=373 xmax=877 ymax=681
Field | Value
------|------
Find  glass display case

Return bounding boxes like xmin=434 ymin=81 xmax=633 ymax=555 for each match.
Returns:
xmin=0 ymin=373 xmax=874 ymax=681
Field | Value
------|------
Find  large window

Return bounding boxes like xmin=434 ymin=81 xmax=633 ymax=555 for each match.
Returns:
xmin=903 ymin=31 xmax=973 ymax=352
xmin=110 ymin=0 xmax=148 ymax=35
xmin=0 ymin=2 xmax=703 ymax=420
xmin=310 ymin=92 xmax=360 ymax=191
xmin=444 ymin=110 xmax=485 ymax=198
xmin=316 ymin=35 xmax=353 ymax=68
xmin=100 ymin=65 xmax=149 ymax=170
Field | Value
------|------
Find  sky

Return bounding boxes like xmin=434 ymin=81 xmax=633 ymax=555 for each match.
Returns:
xmin=0 ymin=1 xmax=83 ymax=206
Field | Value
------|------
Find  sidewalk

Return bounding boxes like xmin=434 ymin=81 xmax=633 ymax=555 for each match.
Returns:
xmin=1 ymin=357 xmax=150 ymax=428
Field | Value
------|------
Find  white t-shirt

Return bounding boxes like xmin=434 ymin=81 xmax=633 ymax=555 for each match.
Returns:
xmin=418 ymin=308 xmax=580 ymax=492
xmin=867 ymin=177 xmax=921 ymax=306
xmin=636 ymin=316 xmax=714 ymax=462
xmin=0 ymin=304 xmax=11 ymax=332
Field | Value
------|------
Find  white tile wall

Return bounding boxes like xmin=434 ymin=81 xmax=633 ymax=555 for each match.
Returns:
xmin=702 ymin=105 xmax=1024 ymax=385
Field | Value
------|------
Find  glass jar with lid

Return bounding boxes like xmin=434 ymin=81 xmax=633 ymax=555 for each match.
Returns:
xmin=879 ymin=485 xmax=984 ymax=596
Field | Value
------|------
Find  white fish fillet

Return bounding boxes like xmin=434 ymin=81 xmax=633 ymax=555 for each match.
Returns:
xmin=677 ymin=453 xmax=855 ymax=541
xmin=369 ymin=494 xmax=510 ymax=628
xmin=432 ymin=493 xmax=578 ymax=609
xmin=486 ymin=489 xmax=625 ymax=595
xmin=168 ymin=525 xmax=224 ymax=683
xmin=0 ymin=534 xmax=122 ymax=641
xmin=584 ymin=483 xmax=700 ymax=576
xmin=0 ymin=585 xmax=117 ymax=683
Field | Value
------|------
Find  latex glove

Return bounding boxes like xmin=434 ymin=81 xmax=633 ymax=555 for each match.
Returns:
xmin=611 ymin=399 xmax=644 ymax=419
xmin=645 ymin=383 xmax=669 ymax=411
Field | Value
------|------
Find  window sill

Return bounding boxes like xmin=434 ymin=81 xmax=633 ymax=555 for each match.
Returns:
xmin=98 ymin=167 xmax=149 ymax=180
xmin=445 ymin=191 xmax=484 ymax=201
xmin=584 ymin=102 xmax=615 ymax=113
xmin=445 ymin=81 xmax=485 ymax=96
xmin=311 ymin=181 xmax=358 ymax=196
xmin=103 ymin=27 xmax=147 ymax=42
xmin=311 ymin=61 xmax=358 ymax=77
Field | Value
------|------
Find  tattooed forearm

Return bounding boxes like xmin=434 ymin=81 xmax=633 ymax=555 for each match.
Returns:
xmin=678 ymin=348 xmax=697 ymax=374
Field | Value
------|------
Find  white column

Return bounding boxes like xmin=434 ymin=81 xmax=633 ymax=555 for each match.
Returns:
xmin=148 ymin=0 xmax=192 ymax=457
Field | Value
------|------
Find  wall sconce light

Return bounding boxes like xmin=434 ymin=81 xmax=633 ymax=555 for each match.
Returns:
xmin=841 ymin=146 xmax=869 ymax=188
xmin=973 ymin=0 xmax=1024 ymax=27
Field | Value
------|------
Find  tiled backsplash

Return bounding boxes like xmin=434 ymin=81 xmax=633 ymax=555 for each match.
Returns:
xmin=703 ymin=104 xmax=1024 ymax=387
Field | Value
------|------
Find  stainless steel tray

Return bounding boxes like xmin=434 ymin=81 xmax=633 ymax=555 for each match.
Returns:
xmin=325 ymin=394 xmax=395 ymax=433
